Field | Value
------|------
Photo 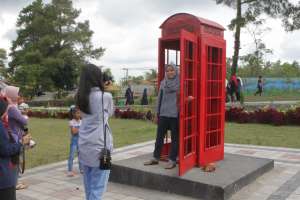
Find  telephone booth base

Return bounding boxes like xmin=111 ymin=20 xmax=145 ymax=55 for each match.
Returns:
xmin=110 ymin=153 xmax=274 ymax=200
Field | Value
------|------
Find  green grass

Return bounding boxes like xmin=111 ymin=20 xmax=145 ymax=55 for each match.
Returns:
xmin=26 ymin=118 xmax=300 ymax=169
xmin=243 ymin=89 xmax=300 ymax=102
xmin=27 ymin=118 xmax=156 ymax=169
xmin=225 ymin=123 xmax=300 ymax=148
xmin=244 ymin=95 xmax=300 ymax=102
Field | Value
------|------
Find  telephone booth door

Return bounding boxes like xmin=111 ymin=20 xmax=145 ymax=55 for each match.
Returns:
xmin=158 ymin=30 xmax=198 ymax=176
xmin=199 ymin=38 xmax=226 ymax=166
xmin=179 ymin=30 xmax=198 ymax=176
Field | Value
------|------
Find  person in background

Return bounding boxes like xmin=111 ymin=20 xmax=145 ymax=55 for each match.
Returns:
xmin=225 ymin=79 xmax=230 ymax=103
xmin=18 ymin=97 xmax=29 ymax=117
xmin=3 ymin=86 xmax=29 ymax=190
xmin=76 ymin=63 xmax=114 ymax=200
xmin=125 ymin=85 xmax=134 ymax=105
xmin=67 ymin=106 xmax=82 ymax=177
xmin=254 ymin=75 xmax=263 ymax=96
xmin=141 ymin=88 xmax=149 ymax=105
xmin=0 ymin=97 xmax=31 ymax=200
xmin=236 ymin=78 xmax=242 ymax=102
xmin=229 ymin=74 xmax=238 ymax=102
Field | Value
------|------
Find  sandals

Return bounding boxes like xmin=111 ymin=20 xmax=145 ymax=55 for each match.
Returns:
xmin=144 ymin=159 xmax=159 ymax=166
xmin=164 ymin=162 xmax=176 ymax=170
xmin=66 ymin=171 xmax=75 ymax=177
xmin=16 ymin=182 xmax=28 ymax=190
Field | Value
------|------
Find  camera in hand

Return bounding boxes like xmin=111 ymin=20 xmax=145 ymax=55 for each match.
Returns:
xmin=23 ymin=127 xmax=37 ymax=149
xmin=99 ymin=148 xmax=111 ymax=170
xmin=102 ymin=72 xmax=113 ymax=85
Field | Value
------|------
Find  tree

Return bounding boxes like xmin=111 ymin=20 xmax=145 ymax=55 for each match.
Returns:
xmin=9 ymin=0 xmax=104 ymax=96
xmin=0 ymin=49 xmax=6 ymax=67
xmin=144 ymin=69 xmax=157 ymax=81
xmin=214 ymin=0 xmax=300 ymax=75
xmin=128 ymin=75 xmax=144 ymax=85
xmin=0 ymin=48 xmax=7 ymax=78
xmin=239 ymin=21 xmax=273 ymax=77
xmin=238 ymin=60 xmax=300 ymax=78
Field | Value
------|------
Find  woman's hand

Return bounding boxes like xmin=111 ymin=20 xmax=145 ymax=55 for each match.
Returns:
xmin=71 ymin=127 xmax=79 ymax=135
xmin=104 ymin=81 xmax=113 ymax=91
xmin=187 ymin=96 xmax=194 ymax=101
xmin=22 ymin=134 xmax=31 ymax=145
xmin=154 ymin=115 xmax=159 ymax=124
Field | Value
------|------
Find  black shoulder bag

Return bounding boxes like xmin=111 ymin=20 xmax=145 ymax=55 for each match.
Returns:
xmin=99 ymin=92 xmax=112 ymax=170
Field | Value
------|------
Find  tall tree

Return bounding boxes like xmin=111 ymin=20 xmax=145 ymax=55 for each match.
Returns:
xmin=144 ymin=69 xmax=157 ymax=81
xmin=240 ymin=20 xmax=273 ymax=77
xmin=214 ymin=0 xmax=300 ymax=75
xmin=128 ymin=75 xmax=144 ymax=85
xmin=0 ymin=49 xmax=7 ymax=68
xmin=0 ymin=48 xmax=7 ymax=78
xmin=9 ymin=0 xmax=104 ymax=96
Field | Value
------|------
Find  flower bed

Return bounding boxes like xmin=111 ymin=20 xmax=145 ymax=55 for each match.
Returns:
xmin=114 ymin=108 xmax=154 ymax=121
xmin=26 ymin=106 xmax=300 ymax=126
xmin=26 ymin=108 xmax=155 ymax=121
xmin=27 ymin=110 xmax=69 ymax=119
xmin=226 ymin=106 xmax=300 ymax=126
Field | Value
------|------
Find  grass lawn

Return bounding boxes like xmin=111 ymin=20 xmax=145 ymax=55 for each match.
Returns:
xmin=225 ymin=123 xmax=300 ymax=148
xmin=26 ymin=118 xmax=300 ymax=169
xmin=26 ymin=118 xmax=156 ymax=169
xmin=243 ymin=90 xmax=300 ymax=102
xmin=244 ymin=95 xmax=300 ymax=102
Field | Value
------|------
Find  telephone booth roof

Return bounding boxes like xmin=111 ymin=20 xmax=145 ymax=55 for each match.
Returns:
xmin=160 ymin=13 xmax=225 ymax=38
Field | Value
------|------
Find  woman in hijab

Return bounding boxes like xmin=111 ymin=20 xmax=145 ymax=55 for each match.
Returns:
xmin=125 ymin=85 xmax=134 ymax=105
xmin=3 ymin=86 xmax=28 ymax=190
xmin=144 ymin=64 xmax=180 ymax=169
xmin=0 ymin=97 xmax=31 ymax=200
xmin=141 ymin=88 xmax=149 ymax=105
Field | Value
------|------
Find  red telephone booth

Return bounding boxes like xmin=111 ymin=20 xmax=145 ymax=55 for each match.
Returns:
xmin=158 ymin=13 xmax=226 ymax=176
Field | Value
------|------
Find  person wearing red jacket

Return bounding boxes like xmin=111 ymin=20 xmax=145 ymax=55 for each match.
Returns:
xmin=229 ymin=74 xmax=238 ymax=102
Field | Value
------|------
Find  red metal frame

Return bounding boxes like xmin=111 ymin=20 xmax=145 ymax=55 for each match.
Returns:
xmin=179 ymin=30 xmax=198 ymax=176
xmin=158 ymin=13 xmax=226 ymax=176
xmin=158 ymin=38 xmax=180 ymax=160
xmin=198 ymin=38 xmax=226 ymax=166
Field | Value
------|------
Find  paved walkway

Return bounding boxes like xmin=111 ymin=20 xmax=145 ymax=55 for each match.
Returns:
xmin=17 ymin=142 xmax=300 ymax=200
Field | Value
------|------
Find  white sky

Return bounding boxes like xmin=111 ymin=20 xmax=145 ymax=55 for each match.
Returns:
xmin=0 ymin=0 xmax=300 ymax=81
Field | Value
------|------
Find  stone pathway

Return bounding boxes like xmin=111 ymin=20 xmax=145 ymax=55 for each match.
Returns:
xmin=17 ymin=142 xmax=300 ymax=200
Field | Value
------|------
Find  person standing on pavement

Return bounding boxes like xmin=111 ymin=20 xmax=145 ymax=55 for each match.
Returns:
xmin=76 ymin=63 xmax=114 ymax=200
xmin=3 ymin=86 xmax=29 ymax=190
xmin=144 ymin=64 xmax=180 ymax=169
xmin=66 ymin=106 xmax=83 ymax=177
xmin=0 ymin=97 xmax=31 ymax=200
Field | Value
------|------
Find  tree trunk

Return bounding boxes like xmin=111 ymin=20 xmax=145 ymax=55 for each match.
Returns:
xmin=231 ymin=0 xmax=242 ymax=75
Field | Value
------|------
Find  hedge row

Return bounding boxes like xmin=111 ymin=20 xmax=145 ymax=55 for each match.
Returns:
xmin=27 ymin=107 xmax=300 ymax=126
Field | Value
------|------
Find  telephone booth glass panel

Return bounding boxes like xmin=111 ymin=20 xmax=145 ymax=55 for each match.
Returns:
xmin=205 ymin=46 xmax=222 ymax=150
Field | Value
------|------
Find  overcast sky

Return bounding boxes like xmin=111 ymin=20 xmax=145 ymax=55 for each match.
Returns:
xmin=1 ymin=0 xmax=300 ymax=81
